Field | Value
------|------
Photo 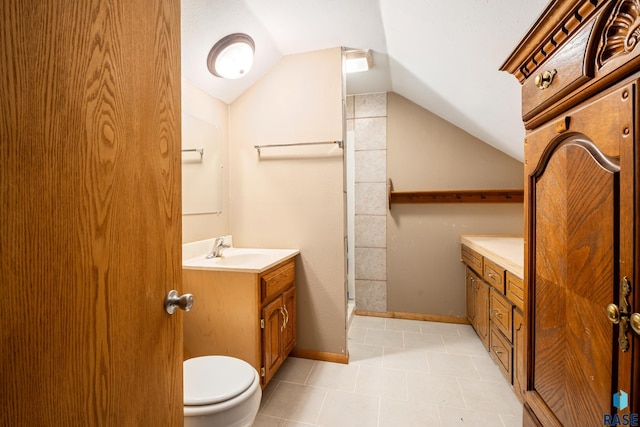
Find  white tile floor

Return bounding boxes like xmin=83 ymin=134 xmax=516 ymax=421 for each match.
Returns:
xmin=253 ymin=315 xmax=522 ymax=427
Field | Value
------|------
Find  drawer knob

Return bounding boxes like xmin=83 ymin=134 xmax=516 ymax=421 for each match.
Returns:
xmin=534 ymin=69 xmax=557 ymax=90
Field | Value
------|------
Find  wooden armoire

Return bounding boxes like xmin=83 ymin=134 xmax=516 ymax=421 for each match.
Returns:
xmin=501 ymin=1 xmax=640 ymax=426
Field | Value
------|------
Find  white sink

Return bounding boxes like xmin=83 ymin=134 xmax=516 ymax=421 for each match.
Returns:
xmin=182 ymin=247 xmax=299 ymax=273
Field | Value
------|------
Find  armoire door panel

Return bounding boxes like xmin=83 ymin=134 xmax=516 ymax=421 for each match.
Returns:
xmin=532 ymin=138 xmax=620 ymax=426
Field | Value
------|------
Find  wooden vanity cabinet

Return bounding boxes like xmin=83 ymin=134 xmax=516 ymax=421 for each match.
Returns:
xmin=502 ymin=1 xmax=640 ymax=424
xmin=462 ymin=244 xmax=523 ymax=396
xmin=183 ymin=257 xmax=296 ymax=387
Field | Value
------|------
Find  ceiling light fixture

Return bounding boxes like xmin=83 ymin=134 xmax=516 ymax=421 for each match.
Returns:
xmin=207 ymin=33 xmax=255 ymax=79
xmin=345 ymin=49 xmax=373 ymax=73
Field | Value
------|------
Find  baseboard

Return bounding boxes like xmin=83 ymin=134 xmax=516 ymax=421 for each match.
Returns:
xmin=354 ymin=310 xmax=470 ymax=325
xmin=290 ymin=348 xmax=349 ymax=364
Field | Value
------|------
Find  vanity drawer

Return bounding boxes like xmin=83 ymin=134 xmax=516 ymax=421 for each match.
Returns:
xmin=506 ymin=272 xmax=525 ymax=312
xmin=461 ymin=245 xmax=483 ymax=274
xmin=483 ymin=259 xmax=505 ymax=293
xmin=522 ymin=19 xmax=594 ymax=122
xmin=490 ymin=289 xmax=513 ymax=341
xmin=261 ymin=259 xmax=295 ymax=304
xmin=490 ymin=324 xmax=513 ymax=382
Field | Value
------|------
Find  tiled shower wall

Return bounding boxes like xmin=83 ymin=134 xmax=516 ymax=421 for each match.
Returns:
xmin=346 ymin=93 xmax=387 ymax=313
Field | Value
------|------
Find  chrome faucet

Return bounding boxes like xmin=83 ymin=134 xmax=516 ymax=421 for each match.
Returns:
xmin=206 ymin=237 xmax=230 ymax=259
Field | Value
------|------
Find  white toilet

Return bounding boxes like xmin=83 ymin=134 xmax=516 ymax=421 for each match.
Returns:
xmin=183 ymin=355 xmax=262 ymax=427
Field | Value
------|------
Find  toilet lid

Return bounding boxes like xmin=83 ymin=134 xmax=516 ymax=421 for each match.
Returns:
xmin=183 ymin=356 xmax=256 ymax=406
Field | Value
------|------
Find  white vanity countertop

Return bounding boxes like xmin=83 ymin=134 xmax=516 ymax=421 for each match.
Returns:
xmin=460 ymin=235 xmax=524 ymax=279
xmin=182 ymin=245 xmax=300 ymax=273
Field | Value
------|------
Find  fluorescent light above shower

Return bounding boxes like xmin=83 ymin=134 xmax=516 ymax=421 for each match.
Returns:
xmin=345 ymin=49 xmax=373 ymax=73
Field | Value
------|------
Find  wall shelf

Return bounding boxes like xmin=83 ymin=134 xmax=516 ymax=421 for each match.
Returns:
xmin=388 ymin=179 xmax=524 ymax=208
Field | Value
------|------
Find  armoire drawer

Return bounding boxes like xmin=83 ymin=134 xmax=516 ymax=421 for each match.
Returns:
xmin=522 ymin=18 xmax=594 ymax=122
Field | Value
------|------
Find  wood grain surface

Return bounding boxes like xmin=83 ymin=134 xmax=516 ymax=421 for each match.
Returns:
xmin=1 ymin=1 xmax=182 ymax=424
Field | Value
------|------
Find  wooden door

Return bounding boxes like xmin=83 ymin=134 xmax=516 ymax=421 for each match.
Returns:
xmin=525 ymin=84 xmax=636 ymax=426
xmin=0 ymin=1 xmax=182 ymax=425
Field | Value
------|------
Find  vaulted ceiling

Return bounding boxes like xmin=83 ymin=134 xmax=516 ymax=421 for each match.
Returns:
xmin=181 ymin=0 xmax=550 ymax=161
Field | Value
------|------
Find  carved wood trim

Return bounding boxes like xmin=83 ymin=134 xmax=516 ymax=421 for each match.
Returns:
xmin=519 ymin=1 xmax=599 ymax=80
xmin=501 ymin=0 xmax=602 ymax=82
xmin=597 ymin=0 xmax=640 ymax=68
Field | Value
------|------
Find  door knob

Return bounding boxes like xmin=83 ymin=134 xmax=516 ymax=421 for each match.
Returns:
xmin=631 ymin=313 xmax=640 ymax=335
xmin=606 ymin=303 xmax=623 ymax=324
xmin=612 ymin=306 xmax=640 ymax=335
xmin=164 ymin=290 xmax=194 ymax=314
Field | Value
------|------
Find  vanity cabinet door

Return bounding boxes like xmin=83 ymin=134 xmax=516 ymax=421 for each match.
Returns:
xmin=466 ymin=268 xmax=477 ymax=325
xmin=462 ymin=247 xmax=490 ymax=351
xmin=259 ymin=258 xmax=297 ymax=386
xmin=465 ymin=266 xmax=489 ymax=351
xmin=282 ymin=287 xmax=296 ymax=355
xmin=262 ymin=297 xmax=285 ymax=386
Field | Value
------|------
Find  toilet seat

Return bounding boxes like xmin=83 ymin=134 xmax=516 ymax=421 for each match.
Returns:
xmin=184 ymin=356 xmax=256 ymax=406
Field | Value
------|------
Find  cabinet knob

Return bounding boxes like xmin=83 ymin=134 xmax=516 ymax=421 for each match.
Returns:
xmin=534 ymin=69 xmax=557 ymax=90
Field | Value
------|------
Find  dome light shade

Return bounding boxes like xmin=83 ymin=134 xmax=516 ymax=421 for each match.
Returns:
xmin=207 ymin=33 xmax=255 ymax=79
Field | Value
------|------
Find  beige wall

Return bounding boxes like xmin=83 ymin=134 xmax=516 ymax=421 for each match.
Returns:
xmin=386 ymin=92 xmax=524 ymax=318
xmin=229 ymin=48 xmax=347 ymax=355
xmin=181 ymin=80 xmax=230 ymax=243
